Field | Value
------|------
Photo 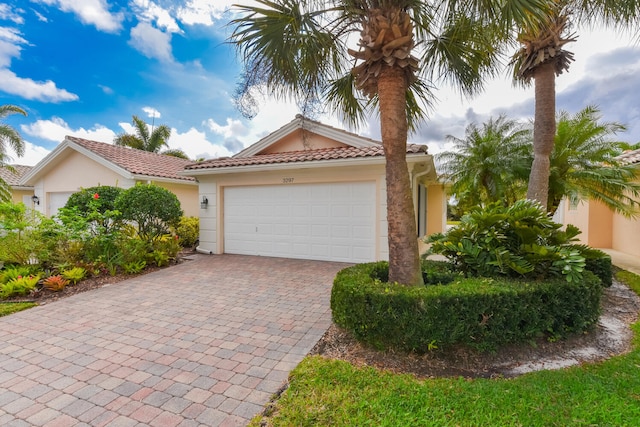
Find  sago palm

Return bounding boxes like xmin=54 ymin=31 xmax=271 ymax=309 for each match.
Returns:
xmin=0 ymin=104 xmax=27 ymax=202
xmin=547 ymin=106 xmax=640 ymax=216
xmin=512 ymin=0 xmax=639 ymax=209
xmin=229 ymin=0 xmax=547 ymax=285
xmin=438 ymin=115 xmax=530 ymax=211
xmin=114 ymin=115 xmax=171 ymax=153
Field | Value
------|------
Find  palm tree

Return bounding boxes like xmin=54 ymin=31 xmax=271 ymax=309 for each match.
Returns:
xmin=114 ymin=115 xmax=171 ymax=153
xmin=438 ymin=115 xmax=530 ymax=212
xmin=0 ymin=105 xmax=27 ymax=202
xmin=229 ymin=0 xmax=545 ymax=285
xmin=511 ymin=1 xmax=639 ymax=210
xmin=547 ymin=106 xmax=640 ymax=216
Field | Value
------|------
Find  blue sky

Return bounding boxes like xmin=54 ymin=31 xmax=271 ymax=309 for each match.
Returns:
xmin=2 ymin=0 xmax=640 ymax=166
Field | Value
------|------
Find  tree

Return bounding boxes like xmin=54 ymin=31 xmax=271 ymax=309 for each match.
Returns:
xmin=0 ymin=105 xmax=27 ymax=202
xmin=114 ymin=115 xmax=171 ymax=153
xmin=229 ymin=0 xmax=545 ymax=285
xmin=438 ymin=115 xmax=530 ymax=211
xmin=511 ymin=1 xmax=639 ymax=209
xmin=547 ymin=106 xmax=640 ymax=216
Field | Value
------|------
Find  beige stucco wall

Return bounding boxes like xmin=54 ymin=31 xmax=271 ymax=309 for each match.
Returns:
xmin=426 ymin=184 xmax=446 ymax=236
xmin=194 ymin=161 xmax=442 ymax=262
xmin=260 ymin=129 xmax=347 ymax=154
xmin=151 ymin=181 xmax=199 ymax=218
xmin=11 ymin=188 xmax=34 ymax=205
xmin=587 ymin=200 xmax=613 ymax=248
xmin=563 ymin=200 xmax=592 ymax=245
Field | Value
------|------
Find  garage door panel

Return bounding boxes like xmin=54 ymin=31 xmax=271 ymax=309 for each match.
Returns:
xmin=224 ymin=182 xmax=376 ymax=262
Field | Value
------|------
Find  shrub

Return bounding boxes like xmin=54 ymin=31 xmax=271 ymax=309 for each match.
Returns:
xmin=173 ymin=216 xmax=199 ymax=248
xmin=0 ymin=266 xmax=33 ymax=284
xmin=372 ymin=259 xmax=459 ymax=286
xmin=115 ymin=184 xmax=183 ymax=243
xmin=426 ymin=200 xmax=595 ymax=283
xmin=42 ymin=275 xmax=69 ymax=292
xmin=61 ymin=267 xmax=86 ymax=285
xmin=0 ymin=275 xmax=40 ymax=299
xmin=331 ymin=262 xmax=603 ymax=352
xmin=65 ymin=185 xmax=123 ymax=215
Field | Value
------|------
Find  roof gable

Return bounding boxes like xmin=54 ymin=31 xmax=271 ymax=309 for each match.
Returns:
xmin=233 ymin=115 xmax=381 ymax=158
xmin=21 ymin=136 xmax=195 ymax=185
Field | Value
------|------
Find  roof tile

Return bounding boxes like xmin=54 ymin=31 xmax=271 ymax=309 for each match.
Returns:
xmin=185 ymin=144 xmax=428 ymax=170
xmin=66 ymin=136 xmax=195 ymax=182
xmin=618 ymin=148 xmax=640 ymax=165
xmin=0 ymin=165 xmax=32 ymax=186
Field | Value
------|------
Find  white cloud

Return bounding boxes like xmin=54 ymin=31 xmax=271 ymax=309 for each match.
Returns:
xmin=0 ymin=69 xmax=78 ymax=102
xmin=129 ymin=22 xmax=173 ymax=62
xmin=0 ymin=4 xmax=24 ymax=24
xmin=98 ymin=84 xmax=113 ymax=94
xmin=21 ymin=117 xmax=115 ymax=143
xmin=0 ymin=28 xmax=78 ymax=102
xmin=131 ymin=0 xmax=182 ymax=33
xmin=142 ymin=106 xmax=161 ymax=118
xmin=33 ymin=10 xmax=48 ymax=22
xmin=5 ymin=140 xmax=50 ymax=166
xmin=168 ymin=127 xmax=232 ymax=160
xmin=177 ymin=0 xmax=234 ymax=26
xmin=33 ymin=0 xmax=123 ymax=33
xmin=204 ymin=117 xmax=248 ymax=139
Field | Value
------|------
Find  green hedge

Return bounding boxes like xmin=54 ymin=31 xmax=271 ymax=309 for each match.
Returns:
xmin=331 ymin=262 xmax=603 ymax=352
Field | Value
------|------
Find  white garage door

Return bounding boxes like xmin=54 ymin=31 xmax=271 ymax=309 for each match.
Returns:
xmin=224 ymin=182 xmax=376 ymax=263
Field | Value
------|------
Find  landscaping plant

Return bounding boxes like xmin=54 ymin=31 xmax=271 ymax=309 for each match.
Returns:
xmin=426 ymin=199 xmax=608 ymax=283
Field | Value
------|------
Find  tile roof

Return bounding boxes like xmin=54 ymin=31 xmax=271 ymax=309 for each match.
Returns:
xmin=66 ymin=136 xmax=195 ymax=182
xmin=617 ymin=148 xmax=640 ymax=165
xmin=0 ymin=165 xmax=32 ymax=186
xmin=185 ymin=144 xmax=428 ymax=170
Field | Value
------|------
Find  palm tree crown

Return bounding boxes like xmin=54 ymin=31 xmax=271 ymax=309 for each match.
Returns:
xmin=114 ymin=115 xmax=171 ymax=153
xmin=0 ymin=104 xmax=27 ymax=202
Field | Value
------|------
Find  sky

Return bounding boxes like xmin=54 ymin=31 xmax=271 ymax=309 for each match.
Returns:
xmin=1 ymin=0 xmax=640 ymax=166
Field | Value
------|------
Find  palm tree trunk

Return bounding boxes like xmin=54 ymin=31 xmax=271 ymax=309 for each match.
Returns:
xmin=527 ymin=62 xmax=556 ymax=210
xmin=378 ymin=66 xmax=423 ymax=286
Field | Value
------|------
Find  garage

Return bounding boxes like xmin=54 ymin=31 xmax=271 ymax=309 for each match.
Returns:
xmin=224 ymin=182 xmax=376 ymax=263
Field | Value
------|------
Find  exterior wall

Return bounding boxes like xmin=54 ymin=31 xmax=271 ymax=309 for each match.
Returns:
xmin=195 ymin=162 xmax=443 ymax=262
xmin=11 ymin=189 xmax=34 ymax=205
xmin=562 ymin=199 xmax=592 ymax=245
xmin=426 ymin=184 xmax=446 ymax=236
xmin=260 ymin=130 xmax=347 ymax=154
xmin=587 ymin=200 xmax=613 ymax=248
xmin=612 ymin=212 xmax=640 ymax=257
xmin=150 ymin=181 xmax=199 ymax=218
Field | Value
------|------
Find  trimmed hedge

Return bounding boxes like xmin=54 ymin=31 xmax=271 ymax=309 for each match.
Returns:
xmin=331 ymin=262 xmax=603 ymax=352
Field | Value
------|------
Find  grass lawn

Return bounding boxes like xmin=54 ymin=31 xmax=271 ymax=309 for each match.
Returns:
xmin=0 ymin=302 xmax=37 ymax=317
xmin=251 ymin=271 xmax=640 ymax=427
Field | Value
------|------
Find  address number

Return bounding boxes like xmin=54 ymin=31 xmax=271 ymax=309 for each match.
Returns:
xmin=282 ymin=177 xmax=295 ymax=184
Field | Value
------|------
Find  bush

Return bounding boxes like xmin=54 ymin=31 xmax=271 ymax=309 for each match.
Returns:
xmin=173 ymin=216 xmax=199 ymax=248
xmin=64 ymin=185 xmax=123 ymax=214
xmin=115 ymin=184 xmax=183 ymax=243
xmin=331 ymin=262 xmax=603 ymax=352
xmin=372 ymin=260 xmax=459 ymax=286
xmin=426 ymin=200 xmax=596 ymax=283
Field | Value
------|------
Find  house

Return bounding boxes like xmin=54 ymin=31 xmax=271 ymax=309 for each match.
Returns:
xmin=0 ymin=165 xmax=34 ymax=205
xmin=182 ymin=115 xmax=446 ymax=263
xmin=560 ymin=148 xmax=640 ymax=257
xmin=20 ymin=136 xmax=199 ymax=217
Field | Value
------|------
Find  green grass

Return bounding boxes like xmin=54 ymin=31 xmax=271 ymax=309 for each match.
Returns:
xmin=251 ymin=270 xmax=640 ymax=427
xmin=0 ymin=302 xmax=37 ymax=317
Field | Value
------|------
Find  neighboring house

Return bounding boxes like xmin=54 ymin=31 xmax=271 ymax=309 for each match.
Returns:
xmin=20 ymin=136 xmax=199 ymax=217
xmin=0 ymin=165 xmax=34 ymax=205
xmin=560 ymin=148 xmax=640 ymax=257
xmin=182 ymin=115 xmax=446 ymax=263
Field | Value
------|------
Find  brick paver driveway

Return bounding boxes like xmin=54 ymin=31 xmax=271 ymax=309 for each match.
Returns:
xmin=0 ymin=254 xmax=349 ymax=426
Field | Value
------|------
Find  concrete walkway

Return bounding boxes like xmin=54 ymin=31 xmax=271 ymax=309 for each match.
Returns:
xmin=0 ymin=255 xmax=349 ymax=426
xmin=600 ymin=249 xmax=640 ymax=276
